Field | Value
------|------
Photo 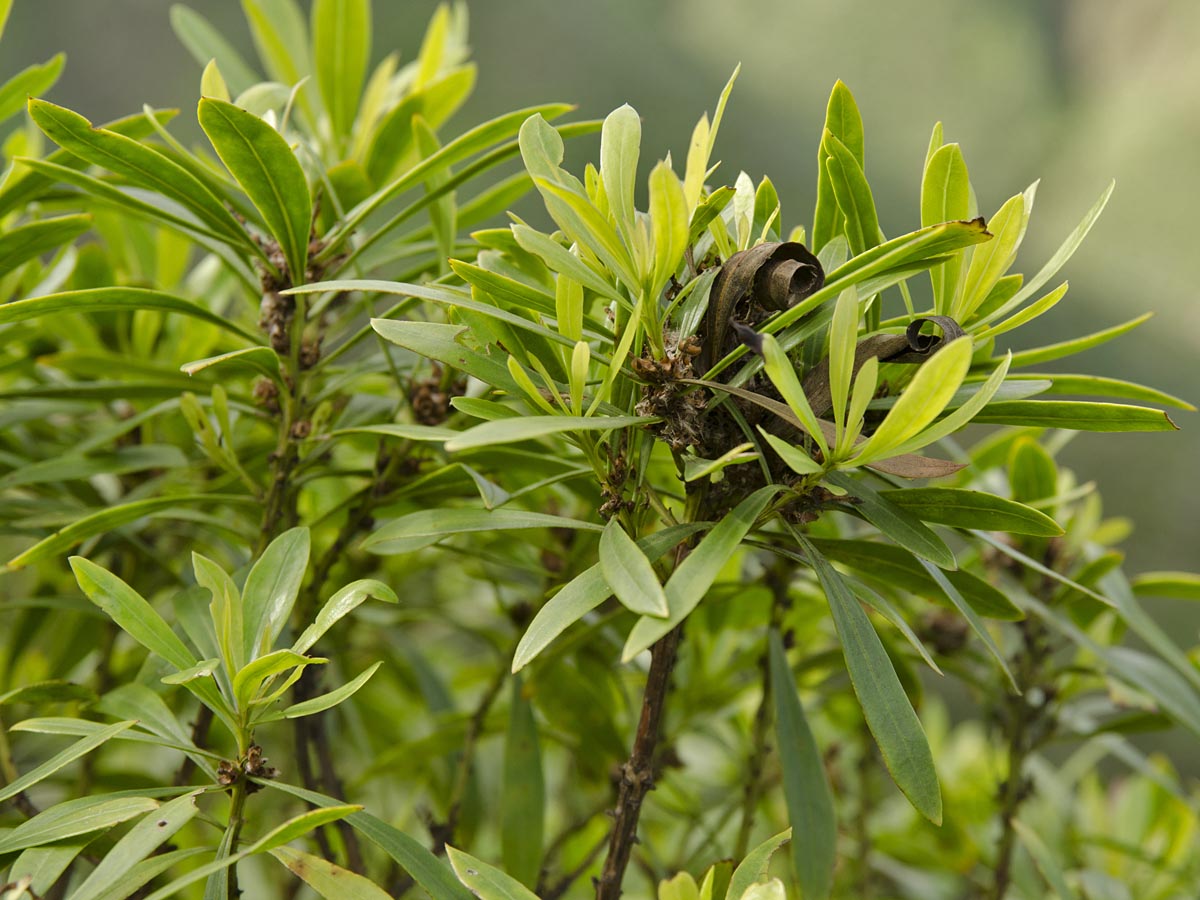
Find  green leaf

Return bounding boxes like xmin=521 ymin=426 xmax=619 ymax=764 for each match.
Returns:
xmin=1002 ymin=313 xmax=1153 ymax=368
xmin=240 ymin=0 xmax=314 ymax=117
xmin=200 ymin=59 xmax=231 ymax=102
xmin=446 ymin=847 xmax=539 ymax=900
xmin=826 ymin=472 xmax=956 ymax=568
xmin=262 ymin=781 xmax=473 ymax=900
xmin=170 ymin=5 xmax=260 ymax=95
xmin=181 ymin=346 xmax=281 ymax=379
xmin=0 ymin=795 xmax=159 ymax=854
xmin=71 ymin=792 xmax=201 ymax=900
xmin=267 ymin=661 xmax=381 ymax=721
xmin=809 ymin=537 xmax=1021 ymax=620
xmin=7 ymin=842 xmax=87 ymax=898
xmin=0 ymin=721 xmax=135 ymax=805
xmin=312 ymin=0 xmax=370 ymax=141
xmin=511 ymin=223 xmax=625 ymax=305
xmin=921 ymin=143 xmax=969 ymax=314
xmin=501 ymin=676 xmax=545 ymax=888
xmin=363 ymin=508 xmax=603 ymax=556
xmin=649 ymin=159 xmax=689 ymax=296
xmin=880 ymin=487 xmax=1063 ymax=536
xmin=957 ymin=192 xmax=1024 ymax=320
xmin=27 ymin=99 xmax=249 ymax=250
xmin=69 ymin=560 xmax=196 ymax=670
xmin=969 ymin=400 xmax=1177 ymax=432
xmin=370 ymin=320 xmax=521 ymax=394
xmin=853 ymin=337 xmax=973 ymax=464
xmin=1131 ymin=572 xmax=1200 ymax=601
xmin=725 ymin=829 xmax=791 ymax=900
xmin=1011 ymin=820 xmax=1077 ymax=900
xmin=623 ymin=486 xmax=780 ymax=661
xmin=242 ymin=527 xmax=310 ymax=660
xmin=0 ymin=680 xmax=95 ymax=707
xmin=822 ymin=131 xmax=879 ymax=255
xmin=233 ymin=649 xmax=323 ymax=710
xmin=1007 ymin=373 xmax=1194 ymax=410
xmin=292 ymin=580 xmax=398 ymax=655
xmin=85 ymin=848 xmax=210 ymax=900
xmin=0 ymin=286 xmax=263 ymax=344
xmin=512 ymin=524 xmax=705 ymax=672
xmin=269 ymin=846 xmax=392 ymax=900
xmin=445 ymin=415 xmax=655 ymax=452
xmin=600 ymin=519 xmax=670 ymax=617
xmin=198 ymin=98 xmax=312 ymax=281
xmin=769 ymin=632 xmax=835 ymax=900
xmin=599 ymin=103 xmax=641 ymax=247
xmin=0 ymin=53 xmax=65 ymax=123
xmin=795 ymin=532 xmax=942 ymax=823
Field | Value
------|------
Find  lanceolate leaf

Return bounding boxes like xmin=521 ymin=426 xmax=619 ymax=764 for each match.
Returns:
xmin=242 ymin=526 xmax=310 ymax=658
xmin=623 ymin=487 xmax=781 ymax=661
xmin=795 ymin=533 xmax=942 ymax=824
xmin=446 ymin=847 xmax=539 ymax=900
xmin=28 ymin=99 xmax=250 ymax=250
xmin=512 ymin=524 xmax=705 ymax=672
xmin=969 ymin=400 xmax=1176 ymax=432
xmin=0 ymin=287 xmax=263 ymax=344
xmin=0 ymin=214 xmax=91 ymax=279
xmin=264 ymin=662 xmax=382 ymax=721
xmin=199 ymin=98 xmax=312 ymax=281
xmin=0 ymin=795 xmax=160 ymax=854
xmin=501 ymin=676 xmax=545 ymax=889
xmin=725 ymin=829 xmax=792 ymax=900
xmin=170 ymin=5 xmax=260 ymax=95
xmin=880 ymin=487 xmax=1064 ymax=536
xmin=600 ymin=519 xmax=670 ymax=617
xmin=269 ymin=846 xmax=393 ymax=900
xmin=445 ymin=415 xmax=655 ymax=452
xmin=312 ymin=0 xmax=370 ymax=141
xmin=0 ymin=721 xmax=135 ymax=805
xmin=826 ymin=472 xmax=956 ymax=569
xmin=362 ymin=508 xmax=603 ymax=556
xmin=769 ymin=631 xmax=835 ymax=900
xmin=0 ymin=53 xmax=65 ymax=122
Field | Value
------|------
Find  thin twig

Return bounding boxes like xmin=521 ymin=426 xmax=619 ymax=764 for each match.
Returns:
xmin=594 ymin=624 xmax=683 ymax=900
xmin=542 ymin=830 xmax=610 ymax=900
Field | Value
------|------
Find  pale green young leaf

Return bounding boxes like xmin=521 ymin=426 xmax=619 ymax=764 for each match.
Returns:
xmin=824 ymin=80 xmax=864 ymax=165
xmin=413 ymin=115 xmax=457 ymax=268
xmin=842 ymin=354 xmax=878 ymax=448
xmin=512 ymin=224 xmax=625 ymax=306
xmin=512 ymin=524 xmax=705 ymax=672
xmin=0 ymin=54 xmax=65 ymax=123
xmin=976 ymin=282 xmax=1069 ymax=336
xmin=160 ymin=658 xmax=220 ymax=685
xmin=556 ymin=273 xmax=585 ymax=341
xmin=1001 ymin=313 xmax=1151 ymax=368
xmin=260 ymin=661 xmax=381 ymax=721
xmin=0 ymin=0 xmax=11 ymax=39
xmin=446 ymin=415 xmax=654 ymax=452
xmin=812 ymin=149 xmax=842 ymax=252
xmin=725 ymin=829 xmax=791 ymax=900
xmin=758 ymin=429 xmax=822 ymax=476
xmin=997 ymin=180 xmax=1115 ymax=316
xmin=683 ymin=112 xmax=710 ymax=215
xmin=623 ymin=486 xmax=780 ymax=660
xmin=447 ymin=847 xmax=540 ymax=900
xmin=27 ymin=100 xmax=250 ymax=250
xmin=683 ymin=443 xmax=758 ymax=482
xmin=769 ymin=631 xmax=835 ymax=900
xmin=828 ymin=285 xmax=859 ymax=443
xmin=957 ymin=192 xmax=1024 ymax=320
xmin=759 ymin=333 xmax=829 ymax=457
xmin=171 ymin=6 xmax=260 ymax=95
xmin=535 ymin=177 xmax=640 ymax=294
xmin=199 ymin=97 xmax=312 ymax=281
xmin=600 ymin=519 xmax=670 ymax=617
xmin=852 ymin=336 xmax=972 ymax=464
xmin=920 ymin=143 xmax=969 ymax=314
xmin=501 ymin=676 xmax=545 ymax=888
xmin=70 ymin=792 xmax=201 ymax=900
xmin=193 ymin=552 xmax=244 ymax=673
xmin=661 ymin=872 xmax=701 ymax=900
xmin=292 ymin=580 xmax=397 ymax=655
xmin=649 ymin=159 xmax=688 ymax=296
xmin=242 ymin=527 xmax=310 ymax=658
xmin=568 ymin=340 xmax=589 ymax=413
xmin=200 ymin=59 xmax=230 ymax=102
xmin=370 ymin=319 xmax=522 ymax=395
xmin=600 ymin=103 xmax=640 ymax=246
xmin=240 ymin=0 xmax=314 ymax=112
xmin=363 ymin=508 xmax=602 ymax=556
xmin=1131 ymin=572 xmax=1200 ymax=601
xmin=233 ymin=649 xmax=324 ymax=710
xmin=69 ymin=559 xmax=196 ymax=670
xmin=739 ymin=880 xmax=787 ymax=900
xmin=795 ymin=532 xmax=941 ymax=824
xmin=312 ymin=0 xmax=370 ymax=141
xmin=0 ymin=721 xmax=135 ymax=805
xmin=0 ymin=796 xmax=159 ymax=854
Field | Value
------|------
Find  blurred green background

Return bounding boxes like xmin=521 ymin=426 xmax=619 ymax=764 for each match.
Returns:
xmin=3 ymin=0 xmax=1196 ymax=592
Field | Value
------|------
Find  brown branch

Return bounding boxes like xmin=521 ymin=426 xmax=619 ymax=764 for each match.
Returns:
xmin=594 ymin=624 xmax=683 ymax=900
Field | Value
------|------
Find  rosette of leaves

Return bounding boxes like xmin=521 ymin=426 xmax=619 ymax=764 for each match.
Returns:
xmin=283 ymin=73 xmax=1193 ymax=898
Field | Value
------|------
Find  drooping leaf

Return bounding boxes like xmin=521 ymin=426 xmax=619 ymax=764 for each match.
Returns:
xmin=0 ymin=795 xmax=160 ymax=854
xmin=600 ymin=519 xmax=670 ymax=617
xmin=0 ymin=214 xmax=91 ymax=279
xmin=0 ymin=721 xmax=135 ymax=805
xmin=264 ymin=662 xmax=381 ymax=721
xmin=292 ymin=580 xmax=398 ymax=655
xmin=826 ymin=472 xmax=956 ymax=569
xmin=769 ymin=631 xmax=835 ymax=900
xmin=880 ymin=487 xmax=1064 ymax=536
xmin=795 ymin=533 xmax=942 ymax=824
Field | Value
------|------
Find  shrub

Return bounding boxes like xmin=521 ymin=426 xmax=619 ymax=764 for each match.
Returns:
xmin=1 ymin=3 xmax=1197 ymax=899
